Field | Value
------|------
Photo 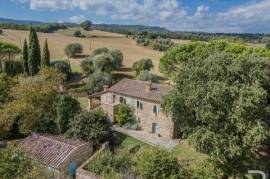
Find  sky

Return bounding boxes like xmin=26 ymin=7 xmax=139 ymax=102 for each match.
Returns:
xmin=0 ymin=0 xmax=269 ymax=33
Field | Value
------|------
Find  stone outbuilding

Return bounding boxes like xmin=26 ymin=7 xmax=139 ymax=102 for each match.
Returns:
xmin=19 ymin=133 xmax=93 ymax=179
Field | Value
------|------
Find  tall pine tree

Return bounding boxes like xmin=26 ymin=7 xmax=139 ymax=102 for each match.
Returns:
xmin=22 ymin=39 xmax=29 ymax=75
xmin=28 ymin=27 xmax=41 ymax=75
xmin=41 ymin=39 xmax=50 ymax=68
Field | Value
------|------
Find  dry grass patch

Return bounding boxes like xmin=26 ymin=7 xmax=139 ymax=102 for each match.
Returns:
xmin=0 ymin=29 xmax=163 ymax=74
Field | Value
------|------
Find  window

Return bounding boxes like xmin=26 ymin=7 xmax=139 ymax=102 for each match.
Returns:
xmin=120 ymin=97 xmax=126 ymax=104
xmin=113 ymin=95 xmax=116 ymax=103
xmin=136 ymin=116 xmax=141 ymax=123
xmin=137 ymin=100 xmax=143 ymax=110
xmin=153 ymin=105 xmax=160 ymax=115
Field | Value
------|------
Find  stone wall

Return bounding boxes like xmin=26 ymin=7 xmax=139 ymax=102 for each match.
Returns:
xmin=76 ymin=142 xmax=109 ymax=179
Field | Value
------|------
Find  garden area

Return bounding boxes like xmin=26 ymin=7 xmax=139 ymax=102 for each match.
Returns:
xmin=84 ymin=132 xmax=211 ymax=179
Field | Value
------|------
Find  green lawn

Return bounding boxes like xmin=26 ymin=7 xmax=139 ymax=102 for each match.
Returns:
xmin=76 ymin=96 xmax=88 ymax=110
xmin=115 ymin=132 xmax=150 ymax=150
xmin=171 ymin=139 xmax=208 ymax=169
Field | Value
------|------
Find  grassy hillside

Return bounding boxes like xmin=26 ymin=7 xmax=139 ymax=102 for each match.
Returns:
xmin=0 ymin=28 xmax=164 ymax=74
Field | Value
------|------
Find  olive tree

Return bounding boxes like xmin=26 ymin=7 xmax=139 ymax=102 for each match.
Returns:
xmin=64 ymin=43 xmax=83 ymax=58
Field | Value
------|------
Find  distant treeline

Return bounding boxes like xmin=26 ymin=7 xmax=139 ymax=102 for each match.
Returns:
xmin=92 ymin=24 xmax=270 ymax=43
xmin=0 ymin=23 xmax=68 ymax=33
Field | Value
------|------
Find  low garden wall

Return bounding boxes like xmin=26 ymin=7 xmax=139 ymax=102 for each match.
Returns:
xmin=76 ymin=142 xmax=109 ymax=179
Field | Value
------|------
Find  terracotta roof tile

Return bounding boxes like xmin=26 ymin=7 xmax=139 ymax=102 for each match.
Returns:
xmin=19 ymin=134 xmax=88 ymax=169
xmin=108 ymin=79 xmax=172 ymax=103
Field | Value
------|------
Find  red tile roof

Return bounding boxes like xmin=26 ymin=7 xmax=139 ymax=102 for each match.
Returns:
xmin=107 ymin=78 xmax=172 ymax=103
xmin=19 ymin=134 xmax=88 ymax=169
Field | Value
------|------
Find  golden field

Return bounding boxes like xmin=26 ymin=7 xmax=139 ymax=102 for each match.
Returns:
xmin=0 ymin=28 xmax=164 ymax=74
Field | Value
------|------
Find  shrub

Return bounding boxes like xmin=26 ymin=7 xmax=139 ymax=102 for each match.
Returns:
xmin=93 ymin=53 xmax=114 ymax=72
xmin=115 ymin=104 xmax=132 ymax=126
xmin=87 ymin=149 xmax=135 ymax=178
xmin=0 ymin=29 xmax=2 ymax=35
xmin=137 ymin=147 xmax=182 ymax=179
xmin=73 ymin=30 xmax=82 ymax=37
xmin=84 ymin=70 xmax=113 ymax=94
xmin=132 ymin=58 xmax=154 ymax=76
xmin=137 ymin=70 xmax=158 ymax=83
xmin=51 ymin=60 xmax=72 ymax=80
xmin=92 ymin=47 xmax=110 ymax=56
xmin=110 ymin=49 xmax=123 ymax=70
xmin=66 ymin=110 xmax=112 ymax=143
xmin=190 ymin=160 xmax=223 ymax=179
xmin=2 ymin=60 xmax=24 ymax=76
xmin=55 ymin=95 xmax=81 ymax=133
xmin=80 ymin=57 xmax=94 ymax=75
xmin=266 ymin=41 xmax=270 ymax=49
xmin=64 ymin=43 xmax=83 ymax=57
xmin=80 ymin=20 xmax=92 ymax=31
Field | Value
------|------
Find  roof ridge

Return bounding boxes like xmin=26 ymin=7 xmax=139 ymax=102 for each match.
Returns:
xmin=120 ymin=78 xmax=172 ymax=87
xmin=39 ymin=134 xmax=83 ymax=148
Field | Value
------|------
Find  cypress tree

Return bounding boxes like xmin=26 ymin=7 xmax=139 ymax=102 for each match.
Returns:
xmin=28 ymin=27 xmax=41 ymax=75
xmin=41 ymin=39 xmax=50 ymax=68
xmin=22 ymin=39 xmax=29 ymax=74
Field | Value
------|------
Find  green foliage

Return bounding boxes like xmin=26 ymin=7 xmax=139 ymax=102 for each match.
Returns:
xmin=87 ymin=149 xmax=135 ymax=178
xmin=190 ymin=160 xmax=223 ymax=179
xmin=51 ymin=60 xmax=71 ymax=80
xmin=0 ymin=146 xmax=52 ymax=178
xmin=0 ymin=73 xmax=14 ymax=104
xmin=159 ymin=40 xmax=270 ymax=78
xmin=0 ymin=29 xmax=2 ymax=34
xmin=93 ymin=53 xmax=114 ymax=72
xmin=28 ymin=27 xmax=41 ymax=75
xmin=73 ymin=30 xmax=83 ymax=37
xmin=80 ymin=20 xmax=92 ymax=31
xmin=0 ymin=68 xmax=65 ymax=136
xmin=41 ymin=39 xmax=50 ymax=68
xmin=64 ymin=43 xmax=83 ymax=57
xmin=22 ymin=39 xmax=29 ymax=74
xmin=137 ymin=70 xmax=158 ymax=83
xmin=2 ymin=59 xmax=24 ymax=76
xmin=0 ymin=42 xmax=21 ymax=60
xmin=137 ymin=147 xmax=182 ymax=179
xmin=161 ymin=52 xmax=270 ymax=177
xmin=66 ymin=110 xmax=112 ymax=143
xmin=91 ymin=47 xmax=110 ymax=56
xmin=84 ymin=70 xmax=113 ymax=94
xmin=115 ymin=104 xmax=132 ymax=126
xmin=132 ymin=58 xmax=154 ymax=76
xmin=55 ymin=95 xmax=81 ymax=133
xmin=266 ymin=41 xmax=270 ymax=49
xmin=80 ymin=58 xmax=94 ymax=75
xmin=0 ymin=23 xmax=67 ymax=33
xmin=110 ymin=49 xmax=123 ymax=70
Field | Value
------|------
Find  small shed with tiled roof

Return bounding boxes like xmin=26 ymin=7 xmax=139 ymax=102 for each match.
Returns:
xmin=19 ymin=133 xmax=93 ymax=178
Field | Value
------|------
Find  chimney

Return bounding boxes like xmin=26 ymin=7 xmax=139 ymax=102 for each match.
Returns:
xmin=103 ymin=85 xmax=109 ymax=91
xmin=145 ymin=81 xmax=152 ymax=91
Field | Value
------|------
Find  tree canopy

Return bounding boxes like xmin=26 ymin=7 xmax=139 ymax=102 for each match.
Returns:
xmin=41 ymin=39 xmax=50 ymax=68
xmin=132 ymin=58 xmax=154 ymax=76
xmin=80 ymin=20 xmax=92 ymax=31
xmin=28 ymin=27 xmax=41 ymax=75
xmin=161 ymin=51 xmax=270 ymax=177
xmin=159 ymin=40 xmax=270 ymax=78
xmin=64 ymin=43 xmax=83 ymax=58
xmin=66 ymin=110 xmax=112 ymax=143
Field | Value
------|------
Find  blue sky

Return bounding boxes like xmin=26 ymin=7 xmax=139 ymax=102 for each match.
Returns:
xmin=0 ymin=0 xmax=269 ymax=33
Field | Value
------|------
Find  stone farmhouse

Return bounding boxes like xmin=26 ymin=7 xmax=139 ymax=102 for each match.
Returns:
xmin=88 ymin=78 xmax=176 ymax=139
xmin=19 ymin=133 xmax=93 ymax=179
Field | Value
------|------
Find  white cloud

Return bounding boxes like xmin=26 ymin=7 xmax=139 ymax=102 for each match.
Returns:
xmin=15 ymin=0 xmax=270 ymax=33
xmin=69 ymin=15 xmax=87 ymax=23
